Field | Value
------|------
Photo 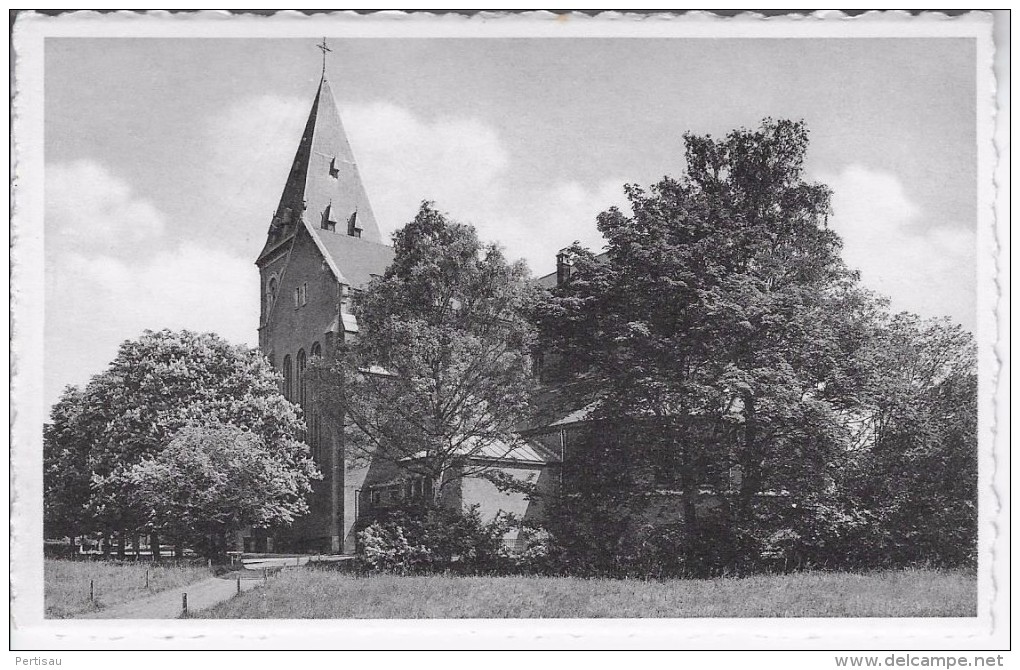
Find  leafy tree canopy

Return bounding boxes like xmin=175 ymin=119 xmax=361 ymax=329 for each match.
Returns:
xmin=127 ymin=422 xmax=318 ymax=556
xmin=312 ymin=202 xmax=539 ymax=501
xmin=537 ymin=119 xmax=887 ymax=564
xmin=44 ymin=329 xmax=318 ymax=542
xmin=842 ymin=313 xmax=978 ymax=567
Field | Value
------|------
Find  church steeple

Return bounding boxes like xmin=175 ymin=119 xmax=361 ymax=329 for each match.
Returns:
xmin=259 ymin=65 xmax=383 ymax=262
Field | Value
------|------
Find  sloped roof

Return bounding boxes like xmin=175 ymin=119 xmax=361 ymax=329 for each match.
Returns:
xmin=520 ymin=379 xmax=600 ymax=433
xmin=469 ymin=438 xmax=558 ymax=464
xmin=398 ymin=437 xmax=560 ymax=465
xmin=259 ymin=75 xmax=384 ymax=264
xmin=533 ymin=271 xmax=559 ymax=290
xmin=311 ymin=224 xmax=394 ymax=288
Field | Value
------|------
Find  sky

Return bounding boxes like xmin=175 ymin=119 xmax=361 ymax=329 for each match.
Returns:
xmin=43 ymin=37 xmax=977 ymax=410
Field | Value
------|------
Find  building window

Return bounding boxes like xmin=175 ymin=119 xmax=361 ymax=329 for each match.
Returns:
xmin=266 ymin=276 xmax=278 ymax=310
xmin=406 ymin=478 xmax=432 ymax=500
xmin=297 ymin=349 xmax=307 ymax=407
xmin=303 ymin=343 xmax=322 ymax=459
xmin=309 ymin=412 xmax=320 ymax=459
xmin=283 ymin=355 xmax=292 ymax=400
xmin=531 ymin=350 xmax=545 ymax=381
xmin=297 ymin=349 xmax=308 ymax=444
xmin=366 ymin=484 xmax=408 ymax=508
xmin=294 ymin=283 xmax=308 ymax=309
xmin=328 ymin=157 xmax=339 ymax=179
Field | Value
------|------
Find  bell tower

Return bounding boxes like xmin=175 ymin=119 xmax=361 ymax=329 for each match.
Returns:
xmin=252 ymin=40 xmax=394 ymax=554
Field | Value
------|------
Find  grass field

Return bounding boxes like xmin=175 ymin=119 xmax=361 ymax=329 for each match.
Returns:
xmin=44 ymin=558 xmax=212 ymax=618
xmin=196 ymin=568 xmax=976 ymax=619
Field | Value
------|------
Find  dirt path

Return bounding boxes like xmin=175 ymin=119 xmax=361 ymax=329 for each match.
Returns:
xmin=79 ymin=573 xmax=263 ymax=619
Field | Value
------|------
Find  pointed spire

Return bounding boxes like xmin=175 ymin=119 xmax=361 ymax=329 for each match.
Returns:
xmin=259 ymin=66 xmax=383 ymax=262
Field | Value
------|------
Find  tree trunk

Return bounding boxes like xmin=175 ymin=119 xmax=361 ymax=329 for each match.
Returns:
xmin=102 ymin=534 xmax=111 ymax=558
xmin=174 ymin=539 xmax=183 ymax=559
xmin=117 ymin=532 xmax=126 ymax=559
xmin=430 ymin=470 xmax=445 ymax=510
xmin=151 ymin=533 xmax=161 ymax=561
xmin=738 ymin=392 xmax=762 ymax=523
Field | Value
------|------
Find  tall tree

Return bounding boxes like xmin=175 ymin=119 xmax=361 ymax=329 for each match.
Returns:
xmin=127 ymin=422 xmax=318 ymax=558
xmin=311 ymin=202 xmax=538 ymax=504
xmin=538 ymin=119 xmax=878 ymax=570
xmin=843 ymin=313 xmax=978 ymax=567
xmin=43 ymin=329 xmax=318 ymax=551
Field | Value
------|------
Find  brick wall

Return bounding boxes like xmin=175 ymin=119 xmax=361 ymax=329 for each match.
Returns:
xmin=259 ymin=225 xmax=342 ymax=551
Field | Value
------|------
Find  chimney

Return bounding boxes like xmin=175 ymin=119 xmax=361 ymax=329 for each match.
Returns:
xmin=556 ymin=249 xmax=574 ymax=286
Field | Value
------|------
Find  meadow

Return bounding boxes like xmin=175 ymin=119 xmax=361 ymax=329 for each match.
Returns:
xmin=196 ymin=568 xmax=976 ymax=619
xmin=44 ymin=558 xmax=212 ymax=618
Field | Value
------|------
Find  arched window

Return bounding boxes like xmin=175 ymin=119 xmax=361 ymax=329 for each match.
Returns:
xmin=266 ymin=276 xmax=278 ymax=309
xmin=297 ymin=349 xmax=307 ymax=407
xmin=308 ymin=343 xmax=322 ymax=457
xmin=282 ymin=355 xmax=292 ymax=400
xmin=296 ymin=349 xmax=308 ymax=445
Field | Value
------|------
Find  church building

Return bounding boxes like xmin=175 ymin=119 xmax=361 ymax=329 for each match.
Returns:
xmin=248 ymin=71 xmax=559 ymax=554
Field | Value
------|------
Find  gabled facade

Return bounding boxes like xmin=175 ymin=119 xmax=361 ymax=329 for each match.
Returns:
xmin=253 ymin=74 xmax=558 ymax=554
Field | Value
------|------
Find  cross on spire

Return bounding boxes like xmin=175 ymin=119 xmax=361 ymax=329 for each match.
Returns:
xmin=316 ymin=38 xmax=332 ymax=76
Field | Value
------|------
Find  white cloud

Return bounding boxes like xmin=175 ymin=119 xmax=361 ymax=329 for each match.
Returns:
xmin=343 ymin=102 xmax=630 ymax=275
xmin=344 ymin=102 xmax=510 ymax=234
xmin=203 ymin=95 xmax=310 ymax=257
xmin=821 ymin=164 xmax=975 ymax=330
xmin=208 ymin=95 xmax=630 ymax=277
xmin=46 ymin=243 xmax=259 ymax=408
xmin=45 ymin=159 xmax=259 ymax=409
xmin=44 ymin=98 xmax=637 ymax=406
xmin=46 ymin=160 xmax=165 ymax=250
xmin=201 ymin=96 xmax=976 ymax=327
xmin=483 ymin=179 xmax=630 ymax=277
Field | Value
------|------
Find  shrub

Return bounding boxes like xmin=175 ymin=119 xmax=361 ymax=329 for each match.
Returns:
xmin=356 ymin=505 xmax=511 ymax=574
xmin=358 ymin=522 xmax=432 ymax=574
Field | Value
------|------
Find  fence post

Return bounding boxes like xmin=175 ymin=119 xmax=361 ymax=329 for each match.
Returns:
xmin=145 ymin=569 xmax=149 ymax=589
xmin=182 ymin=592 xmax=188 ymax=617
xmin=263 ymin=567 xmax=267 ymax=583
xmin=236 ymin=575 xmax=241 ymax=595
xmin=89 ymin=579 xmax=94 ymax=602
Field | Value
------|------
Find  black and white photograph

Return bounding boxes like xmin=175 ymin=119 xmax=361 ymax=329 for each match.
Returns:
xmin=10 ymin=10 xmax=1006 ymax=654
